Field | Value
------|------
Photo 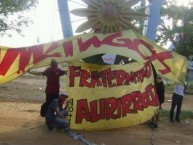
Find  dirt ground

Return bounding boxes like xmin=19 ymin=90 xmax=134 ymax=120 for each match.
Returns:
xmin=0 ymin=75 xmax=193 ymax=145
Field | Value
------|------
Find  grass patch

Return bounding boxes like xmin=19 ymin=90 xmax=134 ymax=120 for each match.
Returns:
xmin=165 ymin=84 xmax=174 ymax=93
xmin=164 ymin=82 xmax=193 ymax=94
xmin=160 ymin=110 xmax=193 ymax=120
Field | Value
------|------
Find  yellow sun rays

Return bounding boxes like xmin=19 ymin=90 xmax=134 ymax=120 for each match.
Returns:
xmin=71 ymin=0 xmax=147 ymax=34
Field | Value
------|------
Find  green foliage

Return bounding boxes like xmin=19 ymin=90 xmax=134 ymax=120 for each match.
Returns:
xmin=159 ymin=110 xmax=170 ymax=118
xmin=156 ymin=0 xmax=193 ymax=59
xmin=160 ymin=109 xmax=193 ymax=120
xmin=0 ymin=0 xmax=37 ymax=36
xmin=165 ymin=83 xmax=175 ymax=93
xmin=83 ymin=54 xmax=107 ymax=65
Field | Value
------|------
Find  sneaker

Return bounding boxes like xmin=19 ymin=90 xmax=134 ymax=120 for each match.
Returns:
xmin=147 ymin=121 xmax=154 ymax=128
xmin=170 ymin=118 xmax=174 ymax=123
xmin=64 ymin=127 xmax=70 ymax=132
xmin=48 ymin=126 xmax=55 ymax=132
xmin=49 ymin=128 xmax=54 ymax=133
xmin=153 ymin=123 xmax=158 ymax=128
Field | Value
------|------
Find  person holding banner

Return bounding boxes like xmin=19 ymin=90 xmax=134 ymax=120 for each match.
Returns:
xmin=28 ymin=59 xmax=67 ymax=103
xmin=147 ymin=65 xmax=163 ymax=128
xmin=155 ymin=75 xmax=165 ymax=110
xmin=170 ymin=84 xmax=185 ymax=123
xmin=45 ymin=93 xmax=69 ymax=132
xmin=148 ymin=75 xmax=165 ymax=128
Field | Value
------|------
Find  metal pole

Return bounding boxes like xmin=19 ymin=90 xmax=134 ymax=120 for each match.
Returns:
xmin=57 ymin=0 xmax=73 ymax=38
xmin=145 ymin=0 xmax=165 ymax=41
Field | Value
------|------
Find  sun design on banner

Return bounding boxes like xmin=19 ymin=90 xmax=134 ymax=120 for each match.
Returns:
xmin=71 ymin=0 xmax=147 ymax=34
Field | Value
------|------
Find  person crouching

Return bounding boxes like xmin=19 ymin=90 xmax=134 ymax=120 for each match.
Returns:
xmin=45 ymin=93 xmax=69 ymax=132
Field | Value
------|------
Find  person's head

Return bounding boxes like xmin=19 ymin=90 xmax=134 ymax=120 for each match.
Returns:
xmin=58 ymin=93 xmax=68 ymax=109
xmin=50 ymin=59 xmax=58 ymax=68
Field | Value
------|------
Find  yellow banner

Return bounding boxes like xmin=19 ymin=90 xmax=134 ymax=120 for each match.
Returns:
xmin=0 ymin=30 xmax=187 ymax=84
xmin=66 ymin=60 xmax=159 ymax=130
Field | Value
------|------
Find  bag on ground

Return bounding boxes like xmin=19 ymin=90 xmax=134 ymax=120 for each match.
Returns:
xmin=40 ymin=102 xmax=49 ymax=117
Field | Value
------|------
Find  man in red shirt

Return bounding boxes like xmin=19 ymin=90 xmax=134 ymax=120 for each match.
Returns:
xmin=28 ymin=59 xmax=67 ymax=103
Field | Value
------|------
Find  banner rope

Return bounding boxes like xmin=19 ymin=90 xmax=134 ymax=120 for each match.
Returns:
xmin=64 ymin=128 xmax=98 ymax=145
xmin=151 ymin=127 xmax=155 ymax=145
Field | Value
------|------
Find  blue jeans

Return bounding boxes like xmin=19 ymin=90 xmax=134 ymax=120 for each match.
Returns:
xmin=54 ymin=117 xmax=68 ymax=127
xmin=46 ymin=110 xmax=69 ymax=130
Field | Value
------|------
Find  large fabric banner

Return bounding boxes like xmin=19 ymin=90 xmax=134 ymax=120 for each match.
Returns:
xmin=66 ymin=60 xmax=159 ymax=130
xmin=0 ymin=30 xmax=187 ymax=84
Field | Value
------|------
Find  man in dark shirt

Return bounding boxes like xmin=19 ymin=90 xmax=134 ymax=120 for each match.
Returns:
xmin=28 ymin=59 xmax=67 ymax=103
xmin=155 ymin=75 xmax=165 ymax=110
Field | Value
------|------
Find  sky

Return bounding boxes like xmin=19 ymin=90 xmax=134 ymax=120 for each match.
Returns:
xmin=0 ymin=0 xmax=86 ymax=47
xmin=0 ymin=0 xmax=191 ymax=48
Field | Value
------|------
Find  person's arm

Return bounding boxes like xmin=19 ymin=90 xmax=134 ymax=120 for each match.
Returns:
xmin=59 ymin=69 xmax=67 ymax=76
xmin=55 ymin=107 xmax=66 ymax=119
xmin=62 ymin=70 xmax=67 ymax=75
xmin=28 ymin=69 xmax=43 ymax=76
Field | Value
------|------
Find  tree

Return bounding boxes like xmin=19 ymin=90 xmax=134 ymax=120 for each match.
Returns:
xmin=156 ymin=0 xmax=193 ymax=59
xmin=0 ymin=0 xmax=37 ymax=36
